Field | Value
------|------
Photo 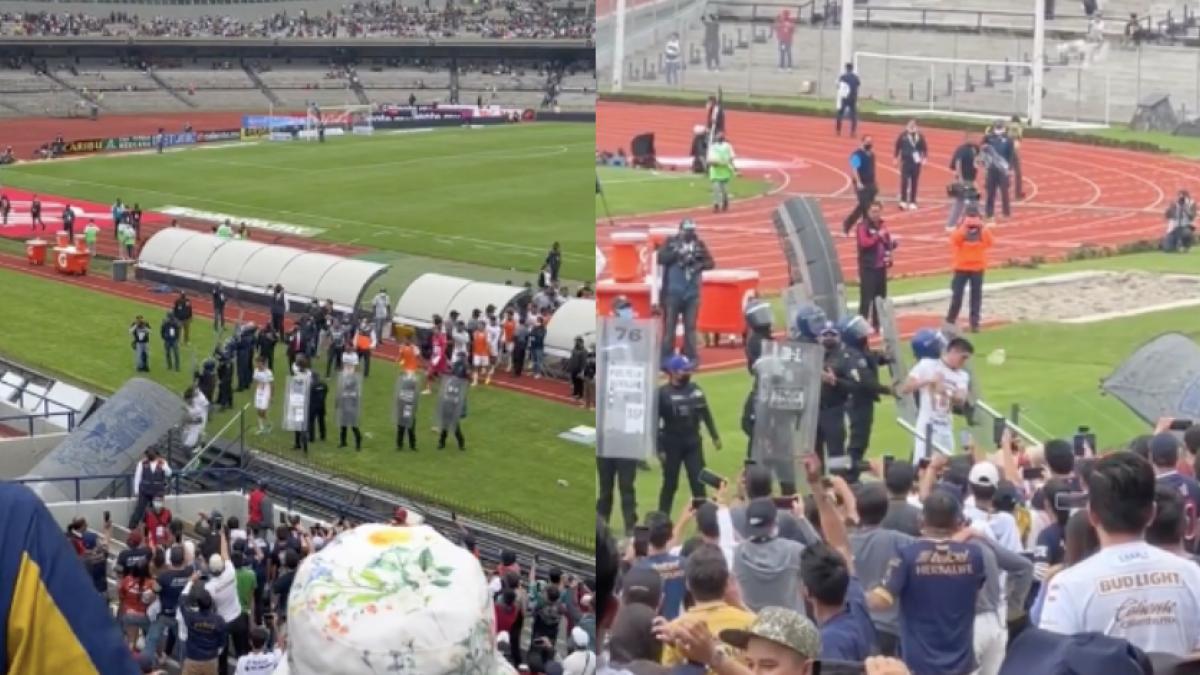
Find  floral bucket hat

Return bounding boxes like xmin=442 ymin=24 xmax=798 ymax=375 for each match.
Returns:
xmin=275 ymin=524 xmax=516 ymax=675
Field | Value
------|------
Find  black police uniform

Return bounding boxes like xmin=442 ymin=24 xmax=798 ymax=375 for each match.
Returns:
xmin=657 ymin=379 xmax=720 ymax=514
xmin=215 ymin=350 xmax=234 ymax=410
xmin=816 ymin=344 xmax=856 ymax=465
xmin=843 ymin=344 xmax=891 ymax=481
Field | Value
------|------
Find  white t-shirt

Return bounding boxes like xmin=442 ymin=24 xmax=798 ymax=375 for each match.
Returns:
xmin=235 ymin=649 xmax=282 ymax=674
xmin=486 ymin=324 xmax=502 ymax=356
xmin=1039 ymin=541 xmax=1200 ymax=655
xmin=963 ymin=501 xmax=1023 ymax=553
xmin=253 ymin=368 xmax=274 ymax=410
xmin=907 ymin=357 xmax=970 ymax=462
xmin=206 ymin=562 xmax=243 ymax=622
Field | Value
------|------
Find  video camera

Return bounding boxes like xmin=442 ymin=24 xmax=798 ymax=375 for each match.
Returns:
xmin=946 ymin=182 xmax=980 ymax=202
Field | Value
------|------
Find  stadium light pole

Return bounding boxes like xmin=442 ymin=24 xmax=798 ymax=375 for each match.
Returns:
xmin=1030 ymin=0 xmax=1046 ymax=127
xmin=611 ymin=0 xmax=627 ymax=92
xmin=840 ymin=0 xmax=854 ymax=79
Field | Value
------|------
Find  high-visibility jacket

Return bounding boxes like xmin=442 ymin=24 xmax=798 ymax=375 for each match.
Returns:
xmin=950 ymin=222 xmax=994 ymax=272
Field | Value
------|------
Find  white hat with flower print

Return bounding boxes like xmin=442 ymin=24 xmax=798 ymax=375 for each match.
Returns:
xmin=273 ymin=524 xmax=516 ymax=675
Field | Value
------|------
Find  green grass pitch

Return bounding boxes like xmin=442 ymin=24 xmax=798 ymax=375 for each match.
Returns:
xmin=0 ymin=266 xmax=594 ymax=550
xmin=1 ymin=123 xmax=596 ymax=281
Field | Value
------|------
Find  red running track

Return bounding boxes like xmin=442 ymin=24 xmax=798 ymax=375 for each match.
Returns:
xmin=597 ymin=101 xmax=1196 ymax=291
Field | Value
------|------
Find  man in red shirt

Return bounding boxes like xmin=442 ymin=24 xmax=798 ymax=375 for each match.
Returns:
xmin=775 ymin=10 xmax=795 ymax=71
xmin=143 ymin=499 xmax=173 ymax=549
xmin=247 ymin=481 xmax=267 ymax=529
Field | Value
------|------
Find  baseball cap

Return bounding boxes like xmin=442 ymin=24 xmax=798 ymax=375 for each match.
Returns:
xmin=720 ymin=606 xmax=821 ymax=660
xmin=275 ymin=524 xmax=515 ymax=675
xmin=745 ymin=497 xmax=777 ymax=540
xmin=968 ymin=462 xmax=1000 ymax=487
xmin=620 ymin=565 xmax=663 ymax=608
xmin=1150 ymin=432 xmax=1181 ymax=466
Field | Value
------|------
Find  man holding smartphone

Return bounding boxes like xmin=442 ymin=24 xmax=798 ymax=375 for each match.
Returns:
xmin=899 ymin=337 xmax=973 ymax=463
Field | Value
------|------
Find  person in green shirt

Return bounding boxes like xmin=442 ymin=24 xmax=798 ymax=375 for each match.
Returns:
xmin=233 ymin=548 xmax=257 ymax=641
xmin=83 ymin=219 xmax=100 ymax=255
xmin=216 ymin=220 xmax=234 ymax=240
xmin=706 ymin=131 xmax=737 ymax=213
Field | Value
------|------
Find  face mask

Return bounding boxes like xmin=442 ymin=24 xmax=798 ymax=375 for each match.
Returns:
xmin=616 ymin=307 xmax=633 ymax=319
xmin=863 ymin=143 xmax=873 ymax=151
xmin=153 ymin=502 xmax=163 ymax=511
xmin=676 ymin=375 xmax=692 ymax=386
xmin=821 ymin=337 xmax=840 ymax=350
xmin=682 ymin=230 xmax=696 ymax=242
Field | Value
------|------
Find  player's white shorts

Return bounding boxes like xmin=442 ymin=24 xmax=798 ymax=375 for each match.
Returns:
xmin=912 ymin=420 xmax=954 ymax=464
xmin=473 ymin=354 xmax=490 ymax=368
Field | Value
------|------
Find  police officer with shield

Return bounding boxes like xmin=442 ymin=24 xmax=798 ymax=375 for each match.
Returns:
xmin=394 ymin=371 xmax=421 ymax=451
xmin=284 ymin=355 xmax=313 ymax=454
xmin=839 ymin=315 xmax=891 ymax=482
xmin=741 ymin=299 xmax=774 ymax=457
xmin=337 ymin=352 xmax=364 ymax=450
xmin=437 ymin=354 xmax=469 ymax=450
xmin=794 ymin=306 xmax=855 ymax=469
xmin=656 ymin=355 xmax=721 ymax=514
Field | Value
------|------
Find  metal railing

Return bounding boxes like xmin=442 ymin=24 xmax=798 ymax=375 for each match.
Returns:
xmin=0 ymin=410 xmax=76 ymax=437
xmin=181 ymin=401 xmax=250 ymax=474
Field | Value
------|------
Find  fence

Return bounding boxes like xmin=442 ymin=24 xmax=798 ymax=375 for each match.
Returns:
xmin=0 ymin=411 xmax=78 ymax=437
xmin=604 ymin=11 xmax=1200 ymax=126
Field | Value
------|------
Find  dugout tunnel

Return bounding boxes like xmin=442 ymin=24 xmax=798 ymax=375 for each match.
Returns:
xmin=137 ymin=229 xmax=389 ymax=318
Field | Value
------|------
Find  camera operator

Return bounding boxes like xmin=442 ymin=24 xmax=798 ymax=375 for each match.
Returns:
xmin=1163 ymin=189 xmax=1195 ymax=253
xmin=945 ymin=205 xmax=994 ymax=333
xmin=658 ymin=219 xmax=715 ymax=364
xmin=947 ymin=131 xmax=981 ymax=230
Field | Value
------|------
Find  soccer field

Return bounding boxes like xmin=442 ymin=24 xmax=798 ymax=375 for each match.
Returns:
xmin=0 ymin=267 xmax=594 ymax=550
xmin=0 ymin=123 xmax=595 ymax=280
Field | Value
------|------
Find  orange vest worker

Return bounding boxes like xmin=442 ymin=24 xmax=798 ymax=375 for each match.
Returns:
xmin=397 ymin=344 xmax=420 ymax=373
xmin=950 ymin=221 xmax=994 ymax=272
xmin=472 ymin=330 xmax=489 ymax=357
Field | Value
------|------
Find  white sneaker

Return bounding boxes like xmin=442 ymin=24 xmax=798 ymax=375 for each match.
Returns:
xmin=898 ymin=202 xmax=908 ymax=211
xmin=908 ymin=203 xmax=918 ymax=212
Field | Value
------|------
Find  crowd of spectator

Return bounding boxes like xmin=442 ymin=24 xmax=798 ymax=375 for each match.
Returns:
xmin=0 ymin=0 xmax=593 ymax=40
xmin=594 ymin=417 xmax=1200 ymax=675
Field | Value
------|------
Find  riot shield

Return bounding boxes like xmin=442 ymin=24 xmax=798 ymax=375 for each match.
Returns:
xmin=336 ymin=372 xmax=363 ymax=427
xmin=596 ymin=316 xmax=661 ymax=461
xmin=1103 ymin=333 xmax=1200 ymax=424
xmin=751 ymin=340 xmax=824 ymax=488
xmin=875 ymin=298 xmax=917 ymax=423
xmin=436 ymin=376 xmax=468 ymax=430
xmin=281 ymin=373 xmax=310 ymax=432
xmin=393 ymin=372 xmax=421 ymax=428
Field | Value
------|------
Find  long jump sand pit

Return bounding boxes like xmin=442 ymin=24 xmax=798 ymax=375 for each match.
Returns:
xmin=900 ymin=270 xmax=1200 ymax=324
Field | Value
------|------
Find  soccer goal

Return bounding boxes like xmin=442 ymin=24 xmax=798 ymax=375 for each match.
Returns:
xmin=299 ymin=104 xmax=375 ymax=140
xmin=852 ymin=51 xmax=1112 ymax=130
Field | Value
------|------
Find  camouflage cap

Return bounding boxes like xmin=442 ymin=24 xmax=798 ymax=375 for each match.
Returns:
xmin=719 ymin=607 xmax=821 ymax=660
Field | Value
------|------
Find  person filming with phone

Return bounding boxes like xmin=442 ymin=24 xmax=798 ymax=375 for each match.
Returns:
xmin=657 ymin=354 xmax=721 ymax=514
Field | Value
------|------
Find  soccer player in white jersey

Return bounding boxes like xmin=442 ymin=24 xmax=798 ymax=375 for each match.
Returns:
xmin=484 ymin=317 xmax=502 ymax=385
xmin=899 ymin=336 xmax=973 ymax=464
xmin=1039 ymin=452 xmax=1200 ymax=656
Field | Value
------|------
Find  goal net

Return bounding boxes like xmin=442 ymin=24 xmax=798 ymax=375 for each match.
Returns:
xmin=852 ymin=51 xmax=1112 ymax=130
xmin=303 ymin=103 xmax=376 ymax=139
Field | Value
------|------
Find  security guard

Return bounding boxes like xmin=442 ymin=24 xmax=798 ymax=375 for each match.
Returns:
xmin=597 ymin=299 xmax=643 ymax=535
xmin=741 ymin=299 xmax=774 ymax=458
xmin=657 ymin=355 xmax=721 ymax=514
xmin=839 ymin=315 xmax=891 ymax=482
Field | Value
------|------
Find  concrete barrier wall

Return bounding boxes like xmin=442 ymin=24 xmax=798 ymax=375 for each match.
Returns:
xmin=44 ymin=491 xmax=247 ymax=531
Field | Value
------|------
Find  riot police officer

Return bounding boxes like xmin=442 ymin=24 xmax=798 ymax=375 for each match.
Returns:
xmin=657 ymin=355 xmax=721 ymax=514
xmin=840 ymin=315 xmax=891 ymax=482
xmin=597 ymin=297 xmax=644 ymax=535
xmin=796 ymin=315 xmax=857 ymax=469
xmin=741 ymin=299 xmax=774 ymax=458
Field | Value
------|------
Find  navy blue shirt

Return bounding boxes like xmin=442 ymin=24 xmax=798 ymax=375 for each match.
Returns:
xmin=984 ymin=133 xmax=1014 ymax=163
xmin=156 ymin=568 xmax=191 ymax=616
xmin=820 ymin=577 xmax=877 ymax=662
xmin=839 ymin=72 xmax=861 ymax=101
xmin=182 ymin=607 xmax=227 ymax=661
xmin=882 ymin=539 xmax=985 ymax=675
xmin=849 ymin=149 xmax=876 ymax=187
xmin=635 ymin=553 xmax=686 ymax=620
xmin=950 ymin=143 xmax=978 ymax=183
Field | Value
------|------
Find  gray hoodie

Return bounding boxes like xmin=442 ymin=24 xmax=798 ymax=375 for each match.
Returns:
xmin=732 ymin=536 xmax=805 ymax=613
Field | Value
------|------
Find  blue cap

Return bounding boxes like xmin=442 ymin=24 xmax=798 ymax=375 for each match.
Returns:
xmin=663 ymin=355 xmax=694 ymax=373
xmin=911 ymin=328 xmax=945 ymax=360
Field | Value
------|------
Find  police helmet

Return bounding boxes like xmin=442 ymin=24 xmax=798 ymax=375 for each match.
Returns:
xmin=663 ymin=354 xmax=695 ymax=374
xmin=792 ymin=303 xmax=828 ymax=342
xmin=911 ymin=328 xmax=945 ymax=360
xmin=611 ymin=295 xmax=633 ymax=316
xmin=817 ymin=321 xmax=841 ymax=339
xmin=838 ymin=315 xmax=871 ymax=348
xmin=744 ymin=299 xmax=773 ymax=333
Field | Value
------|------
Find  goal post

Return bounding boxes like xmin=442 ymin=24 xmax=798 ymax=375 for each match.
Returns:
xmin=851 ymin=51 xmax=1112 ymax=129
xmin=303 ymin=103 xmax=376 ymax=139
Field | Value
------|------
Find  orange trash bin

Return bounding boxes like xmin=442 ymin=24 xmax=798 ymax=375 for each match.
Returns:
xmin=73 ymin=233 xmax=87 ymax=251
xmin=26 ymin=239 xmax=47 ymax=265
xmin=596 ymin=279 xmax=654 ymax=319
xmin=608 ymin=231 xmax=648 ymax=283
xmin=698 ymin=269 xmax=761 ymax=336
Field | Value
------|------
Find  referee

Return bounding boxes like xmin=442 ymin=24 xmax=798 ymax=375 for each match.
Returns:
xmin=842 ymin=136 xmax=878 ymax=234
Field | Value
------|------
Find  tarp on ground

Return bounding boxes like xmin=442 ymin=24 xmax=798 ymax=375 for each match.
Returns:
xmin=1102 ymin=333 xmax=1200 ymax=424
xmin=22 ymin=378 xmax=185 ymax=503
